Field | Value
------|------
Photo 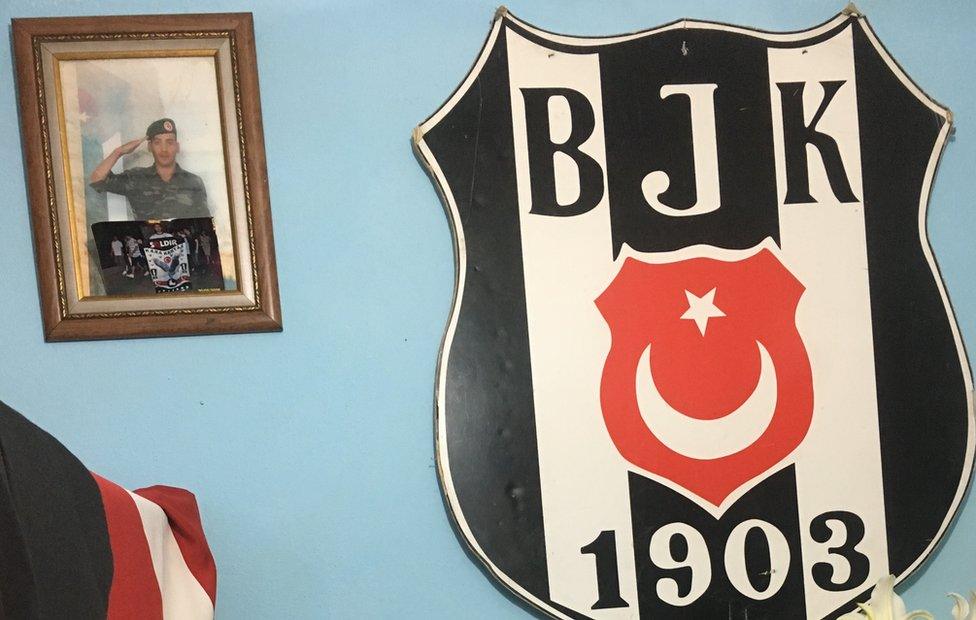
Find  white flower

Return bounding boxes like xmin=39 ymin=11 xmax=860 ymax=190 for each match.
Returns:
xmin=949 ymin=591 xmax=976 ymax=620
xmin=837 ymin=575 xmax=933 ymax=620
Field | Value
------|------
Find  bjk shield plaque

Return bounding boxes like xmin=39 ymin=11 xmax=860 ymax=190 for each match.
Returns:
xmin=413 ymin=8 xmax=974 ymax=619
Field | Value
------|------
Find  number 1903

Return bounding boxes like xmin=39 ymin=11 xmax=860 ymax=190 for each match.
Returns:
xmin=581 ymin=511 xmax=869 ymax=609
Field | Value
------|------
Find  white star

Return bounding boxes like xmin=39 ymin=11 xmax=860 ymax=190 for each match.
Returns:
xmin=680 ymin=288 xmax=725 ymax=335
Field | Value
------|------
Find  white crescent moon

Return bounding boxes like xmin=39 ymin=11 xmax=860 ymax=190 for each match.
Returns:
xmin=635 ymin=342 xmax=777 ymax=460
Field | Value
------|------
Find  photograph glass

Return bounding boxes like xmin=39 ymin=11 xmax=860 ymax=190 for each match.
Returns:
xmin=55 ymin=53 xmax=237 ymax=298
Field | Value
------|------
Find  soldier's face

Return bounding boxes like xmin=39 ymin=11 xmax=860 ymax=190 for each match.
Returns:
xmin=148 ymin=133 xmax=180 ymax=167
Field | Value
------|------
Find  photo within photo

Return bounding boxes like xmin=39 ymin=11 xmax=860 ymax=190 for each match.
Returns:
xmin=91 ymin=218 xmax=224 ymax=295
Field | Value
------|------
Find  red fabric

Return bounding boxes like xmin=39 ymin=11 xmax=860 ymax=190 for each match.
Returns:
xmin=135 ymin=485 xmax=217 ymax=606
xmin=91 ymin=473 xmax=163 ymax=620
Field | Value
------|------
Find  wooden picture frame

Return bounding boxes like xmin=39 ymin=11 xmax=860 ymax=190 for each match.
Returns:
xmin=12 ymin=13 xmax=281 ymax=341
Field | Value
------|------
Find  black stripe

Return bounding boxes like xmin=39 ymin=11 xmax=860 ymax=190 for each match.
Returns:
xmin=629 ymin=468 xmax=806 ymax=620
xmin=600 ymin=28 xmax=780 ymax=256
xmin=424 ymin=26 xmax=550 ymax=603
xmin=853 ymin=23 xmax=971 ymax=578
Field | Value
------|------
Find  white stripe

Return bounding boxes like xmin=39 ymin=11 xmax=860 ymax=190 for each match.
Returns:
xmin=767 ymin=25 xmax=889 ymax=618
xmin=128 ymin=491 xmax=214 ymax=620
xmin=506 ymin=26 xmax=640 ymax=619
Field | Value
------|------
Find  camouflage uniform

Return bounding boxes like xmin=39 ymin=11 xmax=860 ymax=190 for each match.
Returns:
xmin=90 ymin=164 xmax=209 ymax=220
xmin=89 ymin=118 xmax=209 ymax=220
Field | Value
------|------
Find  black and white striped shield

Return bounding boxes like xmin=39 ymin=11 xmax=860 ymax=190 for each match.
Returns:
xmin=414 ymin=9 xmax=974 ymax=619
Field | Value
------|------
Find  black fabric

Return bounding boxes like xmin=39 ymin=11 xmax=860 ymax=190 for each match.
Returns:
xmin=0 ymin=402 xmax=111 ymax=619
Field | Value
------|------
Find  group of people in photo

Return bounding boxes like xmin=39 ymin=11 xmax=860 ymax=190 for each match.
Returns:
xmin=109 ymin=223 xmax=215 ymax=279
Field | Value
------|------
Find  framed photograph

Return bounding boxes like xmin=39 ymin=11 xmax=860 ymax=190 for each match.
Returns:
xmin=12 ymin=13 xmax=281 ymax=341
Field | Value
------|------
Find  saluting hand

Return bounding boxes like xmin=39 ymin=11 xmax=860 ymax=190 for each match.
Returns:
xmin=90 ymin=137 xmax=145 ymax=184
xmin=116 ymin=138 xmax=144 ymax=156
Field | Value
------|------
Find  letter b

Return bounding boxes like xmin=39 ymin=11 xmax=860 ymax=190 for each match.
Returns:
xmin=521 ymin=88 xmax=604 ymax=216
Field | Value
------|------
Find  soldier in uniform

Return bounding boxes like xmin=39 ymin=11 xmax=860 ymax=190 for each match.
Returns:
xmin=89 ymin=118 xmax=209 ymax=220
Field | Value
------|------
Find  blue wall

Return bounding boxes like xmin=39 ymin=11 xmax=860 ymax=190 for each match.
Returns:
xmin=1 ymin=1 xmax=973 ymax=617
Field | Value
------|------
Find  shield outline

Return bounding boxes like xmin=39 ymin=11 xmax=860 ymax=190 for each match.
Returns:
xmin=413 ymin=7 xmax=975 ymax=619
